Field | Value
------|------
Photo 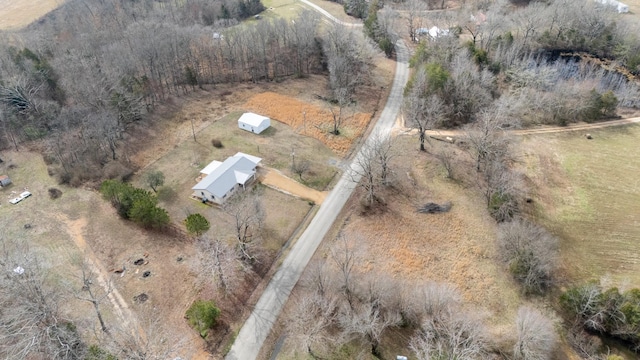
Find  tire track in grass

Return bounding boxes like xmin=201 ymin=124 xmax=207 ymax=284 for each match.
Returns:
xmin=57 ymin=214 xmax=138 ymax=334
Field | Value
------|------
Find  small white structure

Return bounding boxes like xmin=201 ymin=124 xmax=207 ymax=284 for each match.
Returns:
xmin=415 ymin=26 xmax=450 ymax=40
xmin=238 ymin=112 xmax=271 ymax=134
xmin=596 ymin=0 xmax=629 ymax=13
xmin=192 ymin=152 xmax=262 ymax=205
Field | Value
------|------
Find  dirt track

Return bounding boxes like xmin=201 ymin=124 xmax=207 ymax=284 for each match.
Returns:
xmin=259 ymin=167 xmax=327 ymax=204
xmin=56 ymin=214 xmax=138 ymax=333
xmin=394 ymin=115 xmax=640 ymax=137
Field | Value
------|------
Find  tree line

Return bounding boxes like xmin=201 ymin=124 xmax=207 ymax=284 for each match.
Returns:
xmin=283 ymin=235 xmax=558 ymax=359
xmin=0 ymin=0 xmax=357 ymax=186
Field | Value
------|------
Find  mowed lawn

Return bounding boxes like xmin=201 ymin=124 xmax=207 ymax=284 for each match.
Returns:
xmin=522 ymin=124 xmax=640 ymax=287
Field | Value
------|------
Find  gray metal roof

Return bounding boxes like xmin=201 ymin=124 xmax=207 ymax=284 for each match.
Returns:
xmin=192 ymin=156 xmax=257 ymax=198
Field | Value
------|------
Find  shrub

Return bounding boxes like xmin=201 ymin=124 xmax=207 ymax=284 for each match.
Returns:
xmin=489 ymin=191 xmax=517 ymax=223
xmin=144 ymin=170 xmax=165 ymax=193
xmin=100 ymin=180 xmax=170 ymax=228
xmin=211 ymin=138 xmax=224 ymax=148
xmin=48 ymin=188 xmax=62 ymax=199
xmin=186 ymin=300 xmax=220 ymax=338
xmin=514 ymin=306 xmax=557 ymax=360
xmin=86 ymin=345 xmax=117 ymax=360
xmin=184 ymin=213 xmax=210 ymax=236
xmin=561 ymin=284 xmax=640 ymax=352
xmin=497 ymin=219 xmax=558 ymax=294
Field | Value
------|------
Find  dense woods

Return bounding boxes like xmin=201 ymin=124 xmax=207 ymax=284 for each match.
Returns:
xmin=0 ymin=0 xmax=330 ymax=185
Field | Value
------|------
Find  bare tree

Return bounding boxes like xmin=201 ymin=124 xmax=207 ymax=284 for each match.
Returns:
xmin=370 ymin=132 xmax=396 ymax=186
xmin=338 ymin=294 xmax=402 ymax=357
xmin=302 ymin=259 xmax=338 ymax=299
xmin=514 ymin=306 xmax=558 ymax=360
xmin=0 ymin=242 xmax=86 ymax=359
xmin=323 ymin=24 xmax=374 ymax=99
xmin=497 ymin=218 xmax=558 ymax=294
xmin=287 ymin=289 xmax=338 ymax=358
xmin=105 ymin=309 xmax=189 ymax=360
xmin=327 ymin=87 xmax=352 ymax=135
xmin=404 ymin=69 xmax=446 ymax=151
xmin=330 ymin=235 xmax=362 ymax=309
xmin=291 ymin=158 xmax=311 ymax=181
xmin=405 ymin=0 xmax=426 ymax=42
xmin=351 ymin=140 xmax=379 ymax=207
xmin=410 ymin=304 xmax=488 ymax=360
xmin=463 ymin=106 xmax=523 ymax=221
xmin=350 ymin=132 xmax=396 ymax=206
xmin=196 ymin=236 xmax=243 ymax=293
xmin=434 ymin=145 xmax=457 ymax=180
xmin=224 ymin=191 xmax=265 ymax=263
xmin=73 ymin=261 xmax=111 ymax=332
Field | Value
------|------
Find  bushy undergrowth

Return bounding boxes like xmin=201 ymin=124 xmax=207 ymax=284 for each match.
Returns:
xmin=561 ymin=283 xmax=640 ymax=352
xmin=100 ymin=180 xmax=170 ymax=229
xmin=186 ymin=300 xmax=220 ymax=338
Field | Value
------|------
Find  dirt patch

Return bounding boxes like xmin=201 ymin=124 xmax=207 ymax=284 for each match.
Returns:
xmin=259 ymin=167 xmax=327 ymax=204
xmin=245 ymin=92 xmax=372 ymax=156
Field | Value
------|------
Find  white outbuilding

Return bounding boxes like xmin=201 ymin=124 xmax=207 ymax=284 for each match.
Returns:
xmin=238 ymin=112 xmax=271 ymax=134
xmin=596 ymin=0 xmax=629 ymax=13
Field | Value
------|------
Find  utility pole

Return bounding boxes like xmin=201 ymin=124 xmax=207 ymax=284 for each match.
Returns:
xmin=191 ymin=118 xmax=197 ymax=142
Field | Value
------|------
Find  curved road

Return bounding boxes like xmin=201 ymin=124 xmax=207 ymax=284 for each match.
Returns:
xmin=299 ymin=0 xmax=363 ymax=27
xmin=225 ymin=42 xmax=409 ymax=360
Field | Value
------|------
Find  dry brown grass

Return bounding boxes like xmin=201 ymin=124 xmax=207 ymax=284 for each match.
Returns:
xmin=339 ymin=136 xmax=521 ymax=316
xmin=0 ymin=150 xmax=203 ymax=357
xmin=0 ymin=0 xmax=62 ymax=30
xmin=245 ymin=92 xmax=372 ymax=156
xmin=521 ymin=124 xmax=640 ymax=288
xmin=263 ymin=135 xmax=528 ymax=360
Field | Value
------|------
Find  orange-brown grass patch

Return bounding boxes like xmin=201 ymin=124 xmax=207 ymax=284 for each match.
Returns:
xmin=338 ymin=136 xmax=521 ymax=320
xmin=245 ymin=92 xmax=372 ymax=156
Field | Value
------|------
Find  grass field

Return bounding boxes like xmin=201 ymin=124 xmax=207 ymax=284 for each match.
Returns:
xmin=0 ymin=0 xmax=62 ymax=30
xmin=263 ymin=135 xmax=529 ymax=360
xmin=522 ymin=124 xmax=640 ymax=288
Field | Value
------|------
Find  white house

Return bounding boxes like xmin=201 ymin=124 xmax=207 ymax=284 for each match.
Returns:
xmin=415 ymin=26 xmax=450 ymax=41
xmin=192 ymin=152 xmax=262 ymax=204
xmin=238 ymin=112 xmax=271 ymax=134
xmin=596 ymin=0 xmax=629 ymax=13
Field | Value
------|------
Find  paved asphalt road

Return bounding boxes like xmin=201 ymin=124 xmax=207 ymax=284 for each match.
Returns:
xmin=226 ymin=41 xmax=409 ymax=360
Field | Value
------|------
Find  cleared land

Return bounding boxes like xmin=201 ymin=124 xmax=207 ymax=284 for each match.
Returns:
xmin=0 ymin=150 xmax=203 ymax=357
xmin=264 ymin=135 xmax=529 ymax=360
xmin=0 ymin=0 xmax=62 ymax=30
xmin=245 ymin=92 xmax=372 ymax=156
xmin=522 ymin=124 xmax=640 ymax=287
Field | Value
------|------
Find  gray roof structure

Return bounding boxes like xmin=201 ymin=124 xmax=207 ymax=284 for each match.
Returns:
xmin=192 ymin=154 xmax=261 ymax=198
